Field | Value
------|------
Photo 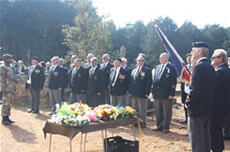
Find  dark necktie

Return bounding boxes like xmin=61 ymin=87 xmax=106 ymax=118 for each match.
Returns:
xmin=155 ymin=65 xmax=164 ymax=81
xmin=73 ymin=68 xmax=78 ymax=78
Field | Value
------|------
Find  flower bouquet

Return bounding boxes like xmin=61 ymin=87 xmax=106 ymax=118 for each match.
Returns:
xmin=94 ymin=104 xmax=120 ymax=121
xmin=51 ymin=102 xmax=93 ymax=127
xmin=118 ymin=106 xmax=136 ymax=119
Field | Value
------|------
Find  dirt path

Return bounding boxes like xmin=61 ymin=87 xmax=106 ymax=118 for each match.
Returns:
xmin=1 ymin=102 xmax=230 ymax=152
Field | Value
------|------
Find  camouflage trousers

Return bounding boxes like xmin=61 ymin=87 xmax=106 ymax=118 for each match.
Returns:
xmin=1 ymin=93 xmax=14 ymax=117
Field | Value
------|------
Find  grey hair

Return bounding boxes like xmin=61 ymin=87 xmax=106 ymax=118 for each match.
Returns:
xmin=121 ymin=57 xmax=127 ymax=63
xmin=87 ymin=53 xmax=94 ymax=58
xmin=102 ymin=54 xmax=110 ymax=60
xmin=74 ymin=58 xmax=82 ymax=62
xmin=199 ymin=47 xmax=209 ymax=57
xmin=91 ymin=57 xmax=98 ymax=63
xmin=18 ymin=60 xmax=23 ymax=63
xmin=51 ymin=56 xmax=59 ymax=62
xmin=160 ymin=52 xmax=169 ymax=59
xmin=138 ymin=53 xmax=146 ymax=58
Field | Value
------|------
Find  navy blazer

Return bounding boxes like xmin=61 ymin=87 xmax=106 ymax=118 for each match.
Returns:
xmin=48 ymin=65 xmax=64 ymax=89
xmin=110 ymin=67 xmax=129 ymax=96
xmin=152 ymin=63 xmax=177 ymax=99
xmin=88 ymin=67 xmax=104 ymax=95
xmin=189 ymin=58 xmax=216 ymax=117
xmin=25 ymin=65 xmax=45 ymax=91
xmin=213 ymin=64 xmax=230 ymax=116
xmin=70 ymin=66 xmax=88 ymax=94
xmin=101 ymin=62 xmax=113 ymax=89
xmin=129 ymin=66 xmax=152 ymax=98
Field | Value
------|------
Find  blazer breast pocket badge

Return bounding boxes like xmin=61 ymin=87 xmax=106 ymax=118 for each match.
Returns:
xmin=78 ymin=73 xmax=81 ymax=77
xmin=94 ymin=75 xmax=98 ymax=80
xmin=54 ymin=71 xmax=59 ymax=76
xmin=140 ymin=72 xmax=145 ymax=80
xmin=119 ymin=74 xmax=125 ymax=79
xmin=165 ymin=74 xmax=170 ymax=78
xmin=34 ymin=69 xmax=40 ymax=73
xmin=166 ymin=67 xmax=170 ymax=73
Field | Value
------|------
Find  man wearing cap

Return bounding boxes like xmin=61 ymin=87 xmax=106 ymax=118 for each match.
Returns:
xmin=210 ymin=49 xmax=230 ymax=152
xmin=0 ymin=54 xmax=16 ymax=125
xmin=152 ymin=52 xmax=177 ymax=133
xmin=110 ymin=58 xmax=129 ymax=106
xmin=187 ymin=42 xmax=216 ymax=152
xmin=129 ymin=55 xmax=152 ymax=128
xmin=26 ymin=57 xmax=45 ymax=114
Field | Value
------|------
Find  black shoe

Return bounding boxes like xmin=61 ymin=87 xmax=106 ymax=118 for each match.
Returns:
xmin=7 ymin=116 xmax=15 ymax=123
xmin=48 ymin=112 xmax=55 ymax=116
xmin=32 ymin=111 xmax=39 ymax=114
xmin=179 ymin=120 xmax=187 ymax=124
xmin=153 ymin=128 xmax=163 ymax=132
xmin=2 ymin=117 xmax=11 ymax=125
xmin=27 ymin=109 xmax=34 ymax=113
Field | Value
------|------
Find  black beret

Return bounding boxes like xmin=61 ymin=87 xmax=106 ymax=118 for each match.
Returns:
xmin=31 ymin=56 xmax=39 ymax=61
xmin=192 ymin=41 xmax=209 ymax=49
xmin=114 ymin=58 xmax=122 ymax=62
xmin=3 ymin=54 xmax=13 ymax=59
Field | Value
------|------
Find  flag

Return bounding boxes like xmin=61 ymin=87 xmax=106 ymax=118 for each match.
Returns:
xmin=154 ymin=25 xmax=191 ymax=83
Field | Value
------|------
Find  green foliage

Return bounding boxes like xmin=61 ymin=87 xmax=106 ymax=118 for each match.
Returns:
xmin=1 ymin=1 xmax=230 ymax=67
xmin=63 ymin=0 xmax=115 ymax=62
xmin=0 ymin=0 xmax=75 ymax=64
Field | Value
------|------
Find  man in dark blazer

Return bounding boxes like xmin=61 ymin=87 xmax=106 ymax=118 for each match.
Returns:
xmin=121 ymin=57 xmax=132 ymax=106
xmin=129 ymin=55 xmax=152 ymax=128
xmin=84 ymin=53 xmax=94 ymax=71
xmin=48 ymin=56 xmax=64 ymax=115
xmin=187 ymin=42 xmax=216 ymax=152
xmin=152 ymin=52 xmax=177 ymax=133
xmin=26 ymin=57 xmax=45 ymax=114
xmin=69 ymin=58 xmax=88 ymax=104
xmin=210 ymin=49 xmax=230 ymax=152
xmin=88 ymin=57 xmax=104 ymax=107
xmin=101 ymin=54 xmax=113 ymax=104
xmin=59 ymin=58 xmax=69 ymax=101
xmin=110 ymin=58 xmax=129 ymax=106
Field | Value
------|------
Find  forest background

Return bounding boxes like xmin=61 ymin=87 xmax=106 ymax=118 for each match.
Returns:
xmin=1 ymin=0 xmax=230 ymax=68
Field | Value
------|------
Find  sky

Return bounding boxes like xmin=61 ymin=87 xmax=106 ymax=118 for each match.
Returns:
xmin=92 ymin=0 xmax=230 ymax=28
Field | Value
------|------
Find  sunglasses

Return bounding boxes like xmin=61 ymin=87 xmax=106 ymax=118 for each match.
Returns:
xmin=211 ymin=56 xmax=221 ymax=60
xmin=138 ymin=60 xmax=145 ymax=62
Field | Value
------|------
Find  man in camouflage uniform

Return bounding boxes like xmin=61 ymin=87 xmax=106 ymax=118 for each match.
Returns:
xmin=0 ymin=54 xmax=16 ymax=125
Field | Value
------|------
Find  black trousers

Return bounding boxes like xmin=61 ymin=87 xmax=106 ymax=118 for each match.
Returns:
xmin=210 ymin=115 xmax=225 ymax=152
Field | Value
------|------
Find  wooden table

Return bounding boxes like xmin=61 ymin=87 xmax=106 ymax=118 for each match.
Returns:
xmin=43 ymin=117 xmax=141 ymax=152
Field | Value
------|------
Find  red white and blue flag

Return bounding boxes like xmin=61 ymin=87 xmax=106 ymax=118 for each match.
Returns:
xmin=155 ymin=25 xmax=191 ymax=83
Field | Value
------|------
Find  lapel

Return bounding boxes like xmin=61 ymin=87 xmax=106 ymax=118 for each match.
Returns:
xmin=29 ymin=65 xmax=37 ymax=77
xmin=131 ymin=67 xmax=137 ymax=78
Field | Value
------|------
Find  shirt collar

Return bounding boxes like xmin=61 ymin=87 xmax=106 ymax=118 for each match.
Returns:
xmin=197 ymin=57 xmax=207 ymax=63
xmin=115 ymin=66 xmax=121 ymax=71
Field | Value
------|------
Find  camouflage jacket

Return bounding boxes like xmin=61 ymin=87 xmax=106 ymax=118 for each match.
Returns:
xmin=0 ymin=62 xmax=16 ymax=94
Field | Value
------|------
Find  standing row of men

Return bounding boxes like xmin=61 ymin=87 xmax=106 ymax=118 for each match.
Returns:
xmin=22 ymin=52 xmax=177 ymax=129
